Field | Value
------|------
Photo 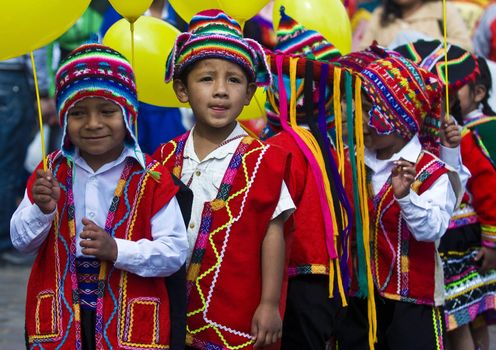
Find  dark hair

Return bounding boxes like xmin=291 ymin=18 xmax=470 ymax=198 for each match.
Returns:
xmin=380 ymin=0 xmax=433 ymax=26
xmin=381 ymin=0 xmax=403 ymax=25
xmin=473 ymin=57 xmax=496 ymax=116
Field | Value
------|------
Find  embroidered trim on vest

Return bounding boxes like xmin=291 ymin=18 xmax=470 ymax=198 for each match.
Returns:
xmin=371 ymin=152 xmax=446 ymax=304
xmin=76 ymin=257 xmax=99 ymax=310
xmin=288 ymin=264 xmax=329 ymax=277
xmin=169 ymin=134 xmax=270 ymax=349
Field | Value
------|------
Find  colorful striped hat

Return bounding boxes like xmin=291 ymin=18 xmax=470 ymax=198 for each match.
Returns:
xmin=393 ymin=39 xmax=479 ymax=90
xmin=55 ymin=43 xmax=138 ymax=157
xmin=359 ymin=55 xmax=442 ymax=155
xmin=264 ymin=7 xmax=340 ymax=135
xmin=165 ymin=9 xmax=271 ymax=87
xmin=336 ymin=43 xmax=398 ymax=73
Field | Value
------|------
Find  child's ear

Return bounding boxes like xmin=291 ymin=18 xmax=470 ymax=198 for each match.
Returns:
xmin=474 ymin=84 xmax=487 ymax=104
xmin=173 ymin=79 xmax=189 ymax=103
xmin=244 ymin=82 xmax=257 ymax=106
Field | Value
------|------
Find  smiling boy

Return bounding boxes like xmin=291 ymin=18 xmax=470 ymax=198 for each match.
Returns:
xmin=11 ymin=44 xmax=188 ymax=350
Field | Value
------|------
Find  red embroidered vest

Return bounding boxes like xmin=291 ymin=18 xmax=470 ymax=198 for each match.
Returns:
xmin=154 ymin=134 xmax=291 ymax=350
xmin=371 ymin=151 xmax=450 ymax=306
xmin=25 ymin=152 xmax=178 ymax=350
xmin=266 ymin=132 xmax=354 ymax=276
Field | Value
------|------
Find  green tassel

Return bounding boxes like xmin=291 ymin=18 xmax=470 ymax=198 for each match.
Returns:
xmin=345 ymin=71 xmax=368 ymax=298
xmin=148 ymin=170 xmax=161 ymax=182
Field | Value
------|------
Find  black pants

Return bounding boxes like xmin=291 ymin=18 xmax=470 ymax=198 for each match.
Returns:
xmin=81 ymin=309 xmax=96 ymax=350
xmin=336 ymin=296 xmax=446 ymax=350
xmin=281 ymin=275 xmax=344 ymax=350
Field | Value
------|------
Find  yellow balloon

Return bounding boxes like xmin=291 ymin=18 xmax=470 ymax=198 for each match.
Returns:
xmin=108 ymin=0 xmax=153 ymax=23
xmin=0 ymin=0 xmax=90 ymax=60
xmin=238 ymin=88 xmax=267 ymax=121
xmin=169 ymin=0 xmax=270 ymax=24
xmin=103 ymin=17 xmax=186 ymax=108
xmin=273 ymin=0 xmax=352 ymax=54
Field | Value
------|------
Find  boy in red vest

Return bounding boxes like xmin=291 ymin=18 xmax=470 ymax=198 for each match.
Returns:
xmin=10 ymin=44 xmax=189 ymax=350
xmin=337 ymin=55 xmax=463 ymax=349
xmin=153 ymin=9 xmax=295 ymax=350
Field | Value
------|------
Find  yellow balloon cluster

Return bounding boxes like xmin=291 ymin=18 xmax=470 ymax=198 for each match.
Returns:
xmin=169 ymin=0 xmax=270 ymax=24
xmin=108 ymin=0 xmax=153 ymax=23
xmin=0 ymin=0 xmax=91 ymax=60
xmin=103 ymin=17 xmax=186 ymax=108
xmin=273 ymin=0 xmax=352 ymax=54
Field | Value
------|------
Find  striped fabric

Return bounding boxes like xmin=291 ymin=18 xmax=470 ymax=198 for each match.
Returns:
xmin=165 ymin=9 xmax=271 ymax=87
xmin=265 ymin=7 xmax=339 ymax=133
xmin=360 ymin=56 xmax=442 ymax=156
xmin=275 ymin=7 xmax=341 ymax=61
xmin=76 ymin=257 xmax=100 ymax=310
xmin=393 ymin=39 xmax=479 ymax=90
xmin=55 ymin=43 xmax=138 ymax=157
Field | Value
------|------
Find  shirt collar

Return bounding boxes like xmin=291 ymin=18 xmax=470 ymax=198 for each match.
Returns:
xmin=184 ymin=123 xmax=248 ymax=162
xmin=464 ymin=109 xmax=485 ymax=125
xmin=71 ymin=146 xmax=142 ymax=175
xmin=365 ymin=134 xmax=422 ymax=171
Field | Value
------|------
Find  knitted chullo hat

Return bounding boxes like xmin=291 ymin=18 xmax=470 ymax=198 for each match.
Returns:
xmin=359 ymin=55 xmax=443 ymax=155
xmin=336 ymin=43 xmax=398 ymax=73
xmin=264 ymin=7 xmax=354 ymax=299
xmin=265 ymin=7 xmax=341 ymax=134
xmin=55 ymin=43 xmax=139 ymax=157
xmin=393 ymin=39 xmax=479 ymax=90
xmin=165 ymin=9 xmax=271 ymax=87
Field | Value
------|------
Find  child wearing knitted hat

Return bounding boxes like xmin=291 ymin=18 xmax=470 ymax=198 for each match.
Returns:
xmin=395 ymin=39 xmax=496 ymax=350
xmin=261 ymin=8 xmax=355 ymax=350
xmin=10 ymin=43 xmax=189 ymax=350
xmin=336 ymin=55 xmax=463 ymax=349
xmin=153 ymin=9 xmax=295 ymax=350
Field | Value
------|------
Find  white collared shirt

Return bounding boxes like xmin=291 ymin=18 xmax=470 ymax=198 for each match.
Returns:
xmin=182 ymin=123 xmax=295 ymax=264
xmin=364 ymin=135 xmax=459 ymax=242
xmin=10 ymin=147 xmax=188 ymax=277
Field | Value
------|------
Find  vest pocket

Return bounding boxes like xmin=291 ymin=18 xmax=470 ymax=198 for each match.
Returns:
xmin=121 ymin=297 xmax=162 ymax=346
xmin=34 ymin=290 xmax=59 ymax=336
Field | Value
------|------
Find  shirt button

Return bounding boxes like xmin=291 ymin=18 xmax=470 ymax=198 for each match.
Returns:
xmin=195 ymin=170 xmax=201 ymax=177
xmin=189 ymin=222 xmax=195 ymax=229
xmin=88 ymin=212 xmax=95 ymax=218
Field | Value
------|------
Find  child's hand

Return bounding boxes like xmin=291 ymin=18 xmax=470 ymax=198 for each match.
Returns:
xmin=251 ymin=302 xmax=282 ymax=348
xmin=391 ymin=159 xmax=416 ymax=199
xmin=440 ymin=117 xmax=461 ymax=148
xmin=32 ymin=169 xmax=60 ymax=214
xmin=475 ymin=247 xmax=496 ymax=273
xmin=80 ymin=218 xmax=118 ymax=262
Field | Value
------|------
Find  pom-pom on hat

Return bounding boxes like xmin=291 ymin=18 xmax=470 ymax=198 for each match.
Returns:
xmin=359 ymin=55 xmax=443 ymax=155
xmin=165 ymin=9 xmax=271 ymax=87
xmin=393 ymin=39 xmax=479 ymax=90
xmin=55 ymin=43 xmax=138 ymax=157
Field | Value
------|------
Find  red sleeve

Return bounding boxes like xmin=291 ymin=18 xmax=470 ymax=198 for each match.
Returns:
xmin=266 ymin=132 xmax=307 ymax=207
xmin=462 ymin=131 xmax=496 ymax=247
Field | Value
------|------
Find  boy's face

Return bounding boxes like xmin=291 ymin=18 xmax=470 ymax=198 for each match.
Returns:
xmin=361 ymin=93 xmax=405 ymax=156
xmin=173 ymin=58 xmax=256 ymax=133
xmin=67 ymin=97 xmax=126 ymax=170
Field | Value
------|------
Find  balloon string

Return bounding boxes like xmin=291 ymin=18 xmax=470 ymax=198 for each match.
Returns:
xmin=442 ymin=0 xmax=450 ymax=121
xmin=30 ymin=51 xmax=47 ymax=171
xmin=130 ymin=21 xmax=139 ymax=139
